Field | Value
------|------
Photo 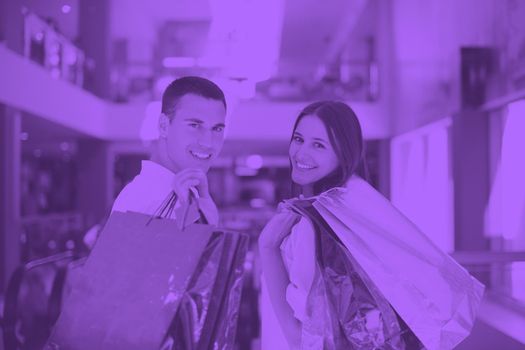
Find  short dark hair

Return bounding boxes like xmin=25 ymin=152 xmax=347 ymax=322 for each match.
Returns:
xmin=161 ymin=76 xmax=226 ymax=120
xmin=291 ymin=101 xmax=369 ymax=195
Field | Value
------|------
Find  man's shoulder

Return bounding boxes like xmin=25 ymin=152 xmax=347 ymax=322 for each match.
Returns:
xmin=111 ymin=177 xmax=163 ymax=214
xmin=112 ymin=180 xmax=139 ymax=213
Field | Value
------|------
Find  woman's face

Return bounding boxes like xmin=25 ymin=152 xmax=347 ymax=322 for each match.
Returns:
xmin=289 ymin=114 xmax=339 ymax=186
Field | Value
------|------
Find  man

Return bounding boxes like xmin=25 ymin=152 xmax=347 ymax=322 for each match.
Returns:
xmin=112 ymin=76 xmax=227 ymax=225
xmin=111 ymin=76 xmax=228 ymax=349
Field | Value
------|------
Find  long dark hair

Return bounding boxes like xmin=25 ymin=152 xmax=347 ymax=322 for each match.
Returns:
xmin=291 ymin=101 xmax=369 ymax=196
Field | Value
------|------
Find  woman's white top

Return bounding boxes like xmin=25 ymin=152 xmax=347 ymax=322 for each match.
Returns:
xmin=260 ymin=216 xmax=316 ymax=350
xmin=280 ymin=216 xmax=316 ymax=322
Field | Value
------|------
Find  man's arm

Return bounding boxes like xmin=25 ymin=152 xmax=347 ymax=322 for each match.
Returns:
xmin=196 ymin=196 xmax=219 ymax=226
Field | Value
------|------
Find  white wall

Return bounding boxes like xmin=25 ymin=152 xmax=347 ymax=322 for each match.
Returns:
xmin=389 ymin=0 xmax=501 ymax=134
xmin=391 ymin=118 xmax=454 ymax=252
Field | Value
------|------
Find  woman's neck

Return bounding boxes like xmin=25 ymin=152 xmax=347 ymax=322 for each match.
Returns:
xmin=301 ymin=185 xmax=314 ymax=197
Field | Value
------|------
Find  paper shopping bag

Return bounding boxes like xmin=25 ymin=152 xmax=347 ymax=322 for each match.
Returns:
xmin=46 ymin=211 xmax=214 ymax=350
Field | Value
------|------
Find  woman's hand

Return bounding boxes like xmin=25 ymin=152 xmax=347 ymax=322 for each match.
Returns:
xmin=259 ymin=204 xmax=301 ymax=250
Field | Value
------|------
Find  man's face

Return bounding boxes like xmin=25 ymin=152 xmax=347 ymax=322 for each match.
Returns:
xmin=161 ymin=93 xmax=226 ymax=172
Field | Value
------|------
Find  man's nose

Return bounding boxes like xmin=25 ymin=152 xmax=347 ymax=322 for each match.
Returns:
xmin=197 ymin=129 xmax=213 ymax=148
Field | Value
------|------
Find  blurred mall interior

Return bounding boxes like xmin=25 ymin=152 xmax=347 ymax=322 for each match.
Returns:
xmin=1 ymin=0 xmax=525 ymax=349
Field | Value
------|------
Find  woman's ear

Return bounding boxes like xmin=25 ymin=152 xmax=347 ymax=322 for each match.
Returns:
xmin=158 ymin=113 xmax=170 ymax=139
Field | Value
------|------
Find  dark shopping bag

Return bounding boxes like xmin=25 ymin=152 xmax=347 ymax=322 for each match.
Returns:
xmin=165 ymin=229 xmax=249 ymax=350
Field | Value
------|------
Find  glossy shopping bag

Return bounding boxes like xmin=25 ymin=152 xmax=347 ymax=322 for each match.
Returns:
xmin=290 ymin=176 xmax=484 ymax=350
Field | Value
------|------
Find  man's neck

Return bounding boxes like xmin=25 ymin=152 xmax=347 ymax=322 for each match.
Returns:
xmin=150 ymin=141 xmax=179 ymax=174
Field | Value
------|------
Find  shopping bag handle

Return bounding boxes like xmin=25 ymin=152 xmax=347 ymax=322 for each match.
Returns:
xmin=146 ymin=191 xmax=208 ymax=227
xmin=146 ymin=191 xmax=177 ymax=226
xmin=184 ymin=191 xmax=208 ymax=225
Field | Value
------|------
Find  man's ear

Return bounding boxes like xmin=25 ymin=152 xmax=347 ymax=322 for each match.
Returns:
xmin=158 ymin=113 xmax=170 ymax=138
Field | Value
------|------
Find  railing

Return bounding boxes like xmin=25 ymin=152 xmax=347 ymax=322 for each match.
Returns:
xmin=452 ymin=251 xmax=525 ymax=265
xmin=0 ymin=251 xmax=78 ymax=350
xmin=452 ymin=250 xmax=525 ymax=310
xmin=20 ymin=212 xmax=85 ymax=262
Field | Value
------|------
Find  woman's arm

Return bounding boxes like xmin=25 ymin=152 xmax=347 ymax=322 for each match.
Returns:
xmin=260 ymin=246 xmax=302 ymax=349
xmin=258 ymin=210 xmax=302 ymax=349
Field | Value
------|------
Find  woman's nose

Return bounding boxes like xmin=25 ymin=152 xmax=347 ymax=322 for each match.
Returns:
xmin=295 ymin=146 xmax=311 ymax=160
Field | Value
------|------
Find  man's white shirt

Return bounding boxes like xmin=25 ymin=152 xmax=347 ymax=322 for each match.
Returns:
xmin=112 ymin=160 xmax=218 ymax=225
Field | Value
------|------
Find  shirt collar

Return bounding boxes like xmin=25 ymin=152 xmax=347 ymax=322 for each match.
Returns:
xmin=139 ymin=160 xmax=175 ymax=188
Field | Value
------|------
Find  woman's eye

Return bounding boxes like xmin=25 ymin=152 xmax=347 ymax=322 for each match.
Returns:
xmin=293 ymin=136 xmax=303 ymax=143
xmin=313 ymin=142 xmax=325 ymax=149
xmin=189 ymin=123 xmax=200 ymax=129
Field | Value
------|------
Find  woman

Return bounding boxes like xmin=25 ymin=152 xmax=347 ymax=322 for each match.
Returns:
xmin=259 ymin=101 xmax=483 ymax=350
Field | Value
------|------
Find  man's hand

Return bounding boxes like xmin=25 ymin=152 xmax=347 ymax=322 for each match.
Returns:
xmin=172 ymin=168 xmax=219 ymax=226
xmin=172 ymin=168 xmax=210 ymax=203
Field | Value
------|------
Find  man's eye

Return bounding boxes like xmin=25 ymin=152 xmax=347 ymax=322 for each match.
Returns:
xmin=213 ymin=126 xmax=224 ymax=132
xmin=189 ymin=123 xmax=200 ymax=129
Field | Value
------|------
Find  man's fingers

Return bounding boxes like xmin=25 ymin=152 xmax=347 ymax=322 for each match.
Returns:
xmin=173 ymin=178 xmax=200 ymax=202
xmin=175 ymin=180 xmax=199 ymax=193
xmin=176 ymin=168 xmax=206 ymax=179
xmin=186 ymin=178 xmax=200 ymax=186
xmin=173 ymin=170 xmax=207 ymax=187
xmin=171 ymin=168 xmax=210 ymax=202
xmin=173 ymin=173 xmax=204 ymax=188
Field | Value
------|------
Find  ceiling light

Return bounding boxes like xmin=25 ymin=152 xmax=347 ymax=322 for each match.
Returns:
xmin=246 ymin=154 xmax=263 ymax=169
xmin=162 ymin=57 xmax=196 ymax=68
